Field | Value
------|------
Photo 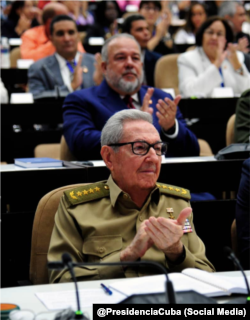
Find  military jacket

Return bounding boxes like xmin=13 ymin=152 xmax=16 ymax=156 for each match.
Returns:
xmin=48 ymin=176 xmax=215 ymax=283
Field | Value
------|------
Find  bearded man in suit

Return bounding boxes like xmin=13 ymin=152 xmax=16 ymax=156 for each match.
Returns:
xmin=62 ymin=33 xmax=199 ymax=160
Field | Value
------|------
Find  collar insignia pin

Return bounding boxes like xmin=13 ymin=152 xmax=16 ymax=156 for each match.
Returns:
xmin=167 ymin=208 xmax=174 ymax=219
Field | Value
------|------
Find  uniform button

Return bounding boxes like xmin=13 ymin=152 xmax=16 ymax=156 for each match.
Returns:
xmin=139 ymin=215 xmax=143 ymax=222
xmin=98 ymin=247 xmax=105 ymax=253
xmin=104 ymin=186 xmax=109 ymax=190
xmin=123 ymin=193 xmax=129 ymax=199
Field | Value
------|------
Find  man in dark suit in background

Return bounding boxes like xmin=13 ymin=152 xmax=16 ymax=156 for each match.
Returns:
xmin=28 ymin=15 xmax=99 ymax=100
xmin=121 ymin=14 xmax=162 ymax=87
xmin=62 ymin=33 xmax=199 ymax=161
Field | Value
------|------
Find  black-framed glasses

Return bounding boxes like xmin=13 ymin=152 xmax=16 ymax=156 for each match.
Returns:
xmin=108 ymin=140 xmax=167 ymax=156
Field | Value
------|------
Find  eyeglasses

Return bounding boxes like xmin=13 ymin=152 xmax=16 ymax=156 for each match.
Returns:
xmin=204 ymin=29 xmax=225 ymax=38
xmin=108 ymin=140 xmax=167 ymax=156
xmin=141 ymin=6 xmax=160 ymax=12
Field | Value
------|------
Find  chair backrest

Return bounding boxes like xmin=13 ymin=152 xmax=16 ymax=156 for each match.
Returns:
xmin=30 ymin=183 xmax=88 ymax=285
xmin=186 ymin=45 xmax=196 ymax=52
xmin=226 ymin=114 xmax=236 ymax=146
xmin=10 ymin=47 xmax=21 ymax=68
xmin=198 ymin=139 xmax=213 ymax=156
xmin=154 ymin=53 xmax=180 ymax=96
xmin=34 ymin=143 xmax=61 ymax=159
xmin=60 ymin=135 xmax=77 ymax=161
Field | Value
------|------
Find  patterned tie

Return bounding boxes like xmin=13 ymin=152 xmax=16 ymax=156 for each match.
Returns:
xmin=123 ymin=95 xmax=136 ymax=109
xmin=66 ymin=60 xmax=76 ymax=81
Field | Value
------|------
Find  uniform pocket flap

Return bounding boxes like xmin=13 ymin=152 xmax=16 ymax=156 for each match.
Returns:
xmin=82 ymin=235 xmax=122 ymax=258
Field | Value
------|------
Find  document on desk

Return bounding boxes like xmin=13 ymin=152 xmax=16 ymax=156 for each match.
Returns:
xmin=109 ymin=269 xmax=250 ymax=298
xmin=35 ymin=288 xmax=126 ymax=310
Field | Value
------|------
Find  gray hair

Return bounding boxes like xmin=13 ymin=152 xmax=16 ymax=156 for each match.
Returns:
xmin=218 ymin=1 xmax=242 ymax=18
xmin=101 ymin=109 xmax=153 ymax=151
xmin=101 ymin=33 xmax=141 ymax=63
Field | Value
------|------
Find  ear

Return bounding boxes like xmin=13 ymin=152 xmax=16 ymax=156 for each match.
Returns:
xmin=101 ymin=146 xmax=115 ymax=171
xmin=101 ymin=61 xmax=107 ymax=74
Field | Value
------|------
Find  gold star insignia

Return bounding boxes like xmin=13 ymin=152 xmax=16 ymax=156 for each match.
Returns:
xmin=181 ymin=188 xmax=187 ymax=194
xmin=162 ymin=186 xmax=168 ymax=189
xmin=88 ymin=188 xmax=94 ymax=193
xmin=95 ymin=187 xmax=100 ymax=192
xmin=169 ymin=187 xmax=174 ymax=190
xmin=70 ymin=191 xmax=77 ymax=199
xmin=83 ymin=190 xmax=88 ymax=195
xmin=175 ymin=188 xmax=180 ymax=192
xmin=77 ymin=191 xmax=82 ymax=196
xmin=157 ymin=184 xmax=161 ymax=188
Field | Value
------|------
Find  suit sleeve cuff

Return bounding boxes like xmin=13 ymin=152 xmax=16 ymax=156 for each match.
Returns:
xmin=161 ymin=119 xmax=179 ymax=139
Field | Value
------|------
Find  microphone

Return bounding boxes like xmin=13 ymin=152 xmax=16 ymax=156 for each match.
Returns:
xmin=224 ymin=246 xmax=250 ymax=304
xmin=48 ymin=254 xmax=176 ymax=304
xmin=61 ymin=253 xmax=87 ymax=319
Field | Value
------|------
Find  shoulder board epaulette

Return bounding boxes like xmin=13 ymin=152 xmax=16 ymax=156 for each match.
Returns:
xmin=156 ymin=182 xmax=191 ymax=200
xmin=64 ymin=181 xmax=110 ymax=206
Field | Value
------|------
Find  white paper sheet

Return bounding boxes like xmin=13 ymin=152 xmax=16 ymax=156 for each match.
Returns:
xmin=35 ymin=288 xmax=126 ymax=310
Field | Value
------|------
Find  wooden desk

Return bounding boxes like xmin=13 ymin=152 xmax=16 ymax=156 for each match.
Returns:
xmin=1 ymin=271 xmax=249 ymax=319
xmin=0 ymin=157 xmax=245 ymax=287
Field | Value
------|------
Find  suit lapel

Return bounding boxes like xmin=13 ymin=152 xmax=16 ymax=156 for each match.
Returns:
xmin=97 ymin=80 xmax=128 ymax=112
xmin=46 ymin=55 xmax=64 ymax=86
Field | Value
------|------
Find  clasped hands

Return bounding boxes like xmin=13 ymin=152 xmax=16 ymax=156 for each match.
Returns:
xmin=141 ymin=87 xmax=181 ymax=132
xmin=120 ymin=207 xmax=192 ymax=263
xmin=214 ymin=37 xmax=243 ymax=71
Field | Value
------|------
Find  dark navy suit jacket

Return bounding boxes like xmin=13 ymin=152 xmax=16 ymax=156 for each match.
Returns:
xmin=63 ymin=79 xmax=199 ymax=160
xmin=236 ymin=158 xmax=250 ymax=270
xmin=144 ymin=49 xmax=162 ymax=87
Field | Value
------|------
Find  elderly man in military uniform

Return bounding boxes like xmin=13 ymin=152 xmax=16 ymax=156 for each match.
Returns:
xmin=48 ymin=109 xmax=215 ymax=283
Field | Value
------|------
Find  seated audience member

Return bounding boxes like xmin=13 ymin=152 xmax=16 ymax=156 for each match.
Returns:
xmin=60 ymin=1 xmax=94 ymax=26
xmin=84 ymin=1 xmax=121 ymax=42
xmin=1 ymin=0 xmax=41 ymax=39
xmin=204 ymin=0 xmax=224 ymax=17
xmin=168 ymin=1 xmax=191 ymax=20
xmin=20 ymin=2 xmax=85 ymax=61
xmin=28 ymin=15 xmax=99 ymax=100
xmin=116 ymin=0 xmax=140 ymax=13
xmin=121 ymin=14 xmax=162 ymax=86
xmin=48 ymin=109 xmax=215 ymax=283
xmin=174 ymin=1 xmax=207 ymax=45
xmin=219 ymin=1 xmax=250 ymax=53
xmin=235 ymin=158 xmax=250 ymax=270
xmin=178 ymin=17 xmax=250 ymax=98
xmin=139 ymin=1 xmax=176 ymax=55
xmin=63 ymin=33 xmax=199 ymax=161
xmin=0 ymin=77 xmax=9 ymax=103
xmin=234 ymin=89 xmax=250 ymax=144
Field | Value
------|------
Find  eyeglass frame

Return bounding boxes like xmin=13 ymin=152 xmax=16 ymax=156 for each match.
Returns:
xmin=108 ymin=140 xmax=167 ymax=156
xmin=204 ymin=29 xmax=226 ymax=38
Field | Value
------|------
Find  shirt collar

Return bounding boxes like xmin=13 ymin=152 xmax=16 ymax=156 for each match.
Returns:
xmin=120 ymin=92 xmax=139 ymax=103
xmin=107 ymin=175 xmax=160 ymax=207
xmin=54 ymin=52 xmax=80 ymax=70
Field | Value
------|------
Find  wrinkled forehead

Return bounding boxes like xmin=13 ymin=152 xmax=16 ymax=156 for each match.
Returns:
xmin=107 ymin=37 xmax=141 ymax=57
xmin=121 ymin=120 xmax=160 ymax=142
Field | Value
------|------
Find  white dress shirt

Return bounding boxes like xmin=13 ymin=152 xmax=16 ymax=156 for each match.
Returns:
xmin=55 ymin=52 xmax=81 ymax=92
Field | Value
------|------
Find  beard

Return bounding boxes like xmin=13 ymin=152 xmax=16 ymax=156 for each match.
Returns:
xmin=105 ymin=68 xmax=144 ymax=94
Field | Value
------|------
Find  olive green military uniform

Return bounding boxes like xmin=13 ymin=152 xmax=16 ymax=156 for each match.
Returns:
xmin=48 ymin=176 xmax=215 ymax=283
